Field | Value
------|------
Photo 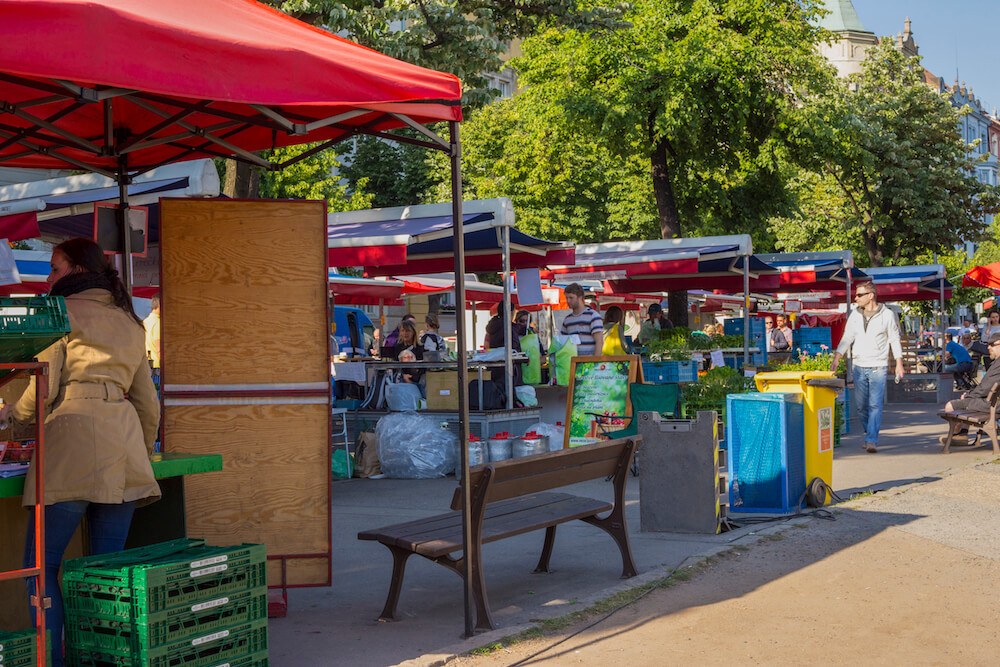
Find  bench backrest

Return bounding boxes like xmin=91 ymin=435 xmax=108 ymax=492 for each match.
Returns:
xmin=450 ymin=436 xmax=639 ymax=510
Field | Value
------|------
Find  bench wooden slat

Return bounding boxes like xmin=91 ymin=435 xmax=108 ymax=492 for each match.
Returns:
xmin=361 ymin=493 xmax=609 ymax=553
xmin=450 ymin=438 xmax=631 ymax=510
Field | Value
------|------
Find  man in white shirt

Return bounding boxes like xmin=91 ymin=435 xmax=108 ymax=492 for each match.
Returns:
xmin=831 ymin=282 xmax=904 ymax=453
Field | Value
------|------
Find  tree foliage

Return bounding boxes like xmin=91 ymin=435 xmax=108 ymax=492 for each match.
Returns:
xmin=273 ymin=0 xmax=625 ymax=107
xmin=781 ymin=40 xmax=1000 ymax=267
xmin=259 ymin=144 xmax=375 ymax=212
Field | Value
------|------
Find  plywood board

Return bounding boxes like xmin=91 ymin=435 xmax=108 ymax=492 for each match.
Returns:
xmin=167 ymin=404 xmax=329 ymax=559
xmin=159 ymin=199 xmax=331 ymax=587
xmin=160 ymin=199 xmax=328 ymax=386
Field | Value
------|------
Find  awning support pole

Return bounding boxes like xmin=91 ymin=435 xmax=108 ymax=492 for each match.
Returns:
xmin=502 ymin=226 xmax=514 ymax=409
xmin=449 ymin=121 xmax=474 ymax=639
xmin=743 ymin=256 xmax=750 ymax=367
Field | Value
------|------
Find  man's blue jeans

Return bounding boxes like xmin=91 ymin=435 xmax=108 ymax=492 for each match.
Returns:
xmin=853 ymin=365 xmax=888 ymax=446
xmin=24 ymin=501 xmax=136 ymax=667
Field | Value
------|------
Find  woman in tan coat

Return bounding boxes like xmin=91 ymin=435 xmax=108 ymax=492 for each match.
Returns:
xmin=0 ymin=238 xmax=160 ymax=667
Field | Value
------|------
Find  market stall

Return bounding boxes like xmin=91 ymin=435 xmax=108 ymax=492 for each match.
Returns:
xmin=0 ymin=0 xmax=477 ymax=636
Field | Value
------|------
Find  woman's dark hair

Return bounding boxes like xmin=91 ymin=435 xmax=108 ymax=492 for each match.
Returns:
xmin=53 ymin=238 xmax=143 ymax=326
xmin=604 ymin=305 xmax=624 ymax=326
xmin=514 ymin=309 xmax=530 ymax=324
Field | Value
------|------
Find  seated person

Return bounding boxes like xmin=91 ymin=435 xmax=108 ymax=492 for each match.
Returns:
xmin=394 ymin=320 xmax=423 ymax=383
xmin=940 ymin=332 xmax=1000 ymax=446
xmin=419 ymin=313 xmax=447 ymax=361
xmin=381 ymin=313 xmax=416 ymax=358
xmin=944 ymin=334 xmax=975 ymax=389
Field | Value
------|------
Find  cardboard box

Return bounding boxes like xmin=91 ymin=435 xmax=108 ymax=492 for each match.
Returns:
xmin=425 ymin=370 xmax=459 ymax=410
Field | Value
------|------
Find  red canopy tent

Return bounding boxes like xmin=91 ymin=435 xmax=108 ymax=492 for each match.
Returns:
xmin=0 ymin=0 xmax=491 ymax=639
xmin=963 ymin=262 xmax=1000 ymax=291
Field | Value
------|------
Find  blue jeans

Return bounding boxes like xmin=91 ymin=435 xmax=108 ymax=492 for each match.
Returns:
xmin=853 ymin=366 xmax=888 ymax=446
xmin=24 ymin=501 xmax=136 ymax=667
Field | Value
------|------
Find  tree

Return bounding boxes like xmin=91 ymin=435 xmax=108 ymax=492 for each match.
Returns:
xmin=783 ymin=40 xmax=1000 ymax=267
xmin=259 ymin=144 xmax=375 ymax=213
xmin=339 ymin=135 xmax=438 ymax=209
xmin=459 ymin=0 xmax=831 ymax=322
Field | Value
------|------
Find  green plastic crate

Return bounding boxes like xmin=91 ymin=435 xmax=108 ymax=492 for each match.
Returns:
xmin=0 ymin=628 xmax=52 ymax=667
xmin=0 ymin=629 xmax=36 ymax=666
xmin=63 ymin=542 xmax=266 ymax=616
xmin=63 ymin=560 xmax=267 ymax=622
xmin=66 ymin=618 xmax=268 ymax=667
xmin=66 ymin=586 xmax=267 ymax=652
xmin=0 ymin=296 xmax=70 ymax=372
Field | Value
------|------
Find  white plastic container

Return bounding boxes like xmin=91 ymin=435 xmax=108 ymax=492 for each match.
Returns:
xmin=513 ymin=431 xmax=547 ymax=458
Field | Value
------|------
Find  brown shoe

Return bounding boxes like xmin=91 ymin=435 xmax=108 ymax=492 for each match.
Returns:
xmin=864 ymin=442 xmax=877 ymax=453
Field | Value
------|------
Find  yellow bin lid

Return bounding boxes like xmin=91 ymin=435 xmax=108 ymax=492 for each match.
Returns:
xmin=755 ymin=370 xmax=838 ymax=392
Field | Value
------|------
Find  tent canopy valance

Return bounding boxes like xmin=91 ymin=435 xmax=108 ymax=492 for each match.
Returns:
xmin=327 ymin=198 xmax=574 ymax=275
xmin=754 ymin=251 xmax=868 ymax=293
xmin=1 ymin=249 xmax=158 ymax=297
xmin=0 ymin=0 xmax=462 ymax=175
xmin=0 ymin=160 xmax=220 ymax=242
xmin=556 ymin=235 xmax=778 ymax=293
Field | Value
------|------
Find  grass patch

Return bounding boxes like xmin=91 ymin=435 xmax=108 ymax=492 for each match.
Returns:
xmin=850 ymin=489 xmax=875 ymax=501
xmin=464 ymin=548 xmax=746 ymax=657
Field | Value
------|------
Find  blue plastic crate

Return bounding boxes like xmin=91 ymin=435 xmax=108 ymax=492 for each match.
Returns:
xmin=723 ymin=318 xmax=766 ymax=337
xmin=721 ymin=350 xmax=766 ymax=369
xmin=726 ymin=393 xmax=805 ymax=514
xmin=642 ymin=360 xmax=699 ymax=383
xmin=796 ymin=342 xmax=828 ymax=358
xmin=793 ymin=327 xmax=832 ymax=347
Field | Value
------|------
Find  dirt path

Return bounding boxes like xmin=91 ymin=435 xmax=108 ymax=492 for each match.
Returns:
xmin=452 ymin=490 xmax=1000 ymax=666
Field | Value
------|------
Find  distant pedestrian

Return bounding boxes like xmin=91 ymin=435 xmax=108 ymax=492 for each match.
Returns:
xmin=775 ymin=314 xmax=794 ymax=350
xmin=831 ymin=282 xmax=904 ymax=453
xmin=560 ymin=283 xmax=603 ymax=355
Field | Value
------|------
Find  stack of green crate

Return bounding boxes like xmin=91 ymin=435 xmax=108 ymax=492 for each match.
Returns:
xmin=0 ymin=629 xmax=51 ymax=667
xmin=61 ymin=538 xmax=268 ymax=667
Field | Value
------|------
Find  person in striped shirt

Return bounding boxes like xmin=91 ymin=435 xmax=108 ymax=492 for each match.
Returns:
xmin=560 ymin=283 xmax=604 ymax=355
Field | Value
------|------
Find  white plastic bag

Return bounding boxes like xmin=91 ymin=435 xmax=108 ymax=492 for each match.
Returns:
xmin=514 ymin=385 xmax=538 ymax=407
xmin=376 ymin=411 xmax=458 ymax=478
xmin=528 ymin=422 xmax=565 ymax=451
xmin=385 ymin=382 xmax=423 ymax=411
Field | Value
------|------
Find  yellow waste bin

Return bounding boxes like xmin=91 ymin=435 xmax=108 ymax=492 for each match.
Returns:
xmin=754 ymin=371 xmax=844 ymax=504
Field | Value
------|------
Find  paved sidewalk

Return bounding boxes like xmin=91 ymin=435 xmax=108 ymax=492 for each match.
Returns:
xmin=268 ymin=403 xmax=997 ymax=666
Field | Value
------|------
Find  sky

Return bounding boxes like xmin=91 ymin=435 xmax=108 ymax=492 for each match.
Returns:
xmin=852 ymin=0 xmax=1000 ymax=113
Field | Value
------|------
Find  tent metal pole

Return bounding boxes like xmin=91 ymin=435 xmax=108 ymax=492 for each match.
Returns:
xmin=449 ymin=121 xmax=474 ymax=638
xmin=502 ymin=225 xmax=514 ymax=409
xmin=940 ymin=268 xmax=946 ymax=350
xmin=117 ymin=156 xmax=133 ymax=295
xmin=471 ymin=302 xmax=478 ymax=350
xmin=743 ymin=256 xmax=750 ymax=367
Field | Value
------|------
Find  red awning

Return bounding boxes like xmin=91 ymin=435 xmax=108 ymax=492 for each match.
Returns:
xmin=0 ymin=0 xmax=462 ymax=172
xmin=964 ymin=263 xmax=1000 ymax=290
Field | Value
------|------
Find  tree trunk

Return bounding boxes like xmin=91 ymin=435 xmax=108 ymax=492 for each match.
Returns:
xmin=861 ymin=224 xmax=884 ymax=267
xmin=650 ymin=130 xmax=686 ymax=326
xmin=223 ymin=159 xmax=261 ymax=198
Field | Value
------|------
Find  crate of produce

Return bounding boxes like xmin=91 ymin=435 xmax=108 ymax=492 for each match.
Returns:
xmin=0 ymin=296 xmax=71 ymax=374
xmin=66 ymin=618 xmax=268 ymax=667
xmin=63 ymin=539 xmax=266 ymax=618
xmin=642 ymin=360 xmax=698 ymax=384
xmin=721 ymin=350 xmax=766 ymax=370
xmin=66 ymin=586 xmax=267 ymax=653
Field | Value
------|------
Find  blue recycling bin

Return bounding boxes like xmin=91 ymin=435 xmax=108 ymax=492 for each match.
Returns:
xmin=726 ymin=393 xmax=805 ymax=514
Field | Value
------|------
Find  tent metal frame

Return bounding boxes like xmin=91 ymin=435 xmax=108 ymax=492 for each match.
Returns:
xmin=1 ymin=74 xmax=480 ymax=636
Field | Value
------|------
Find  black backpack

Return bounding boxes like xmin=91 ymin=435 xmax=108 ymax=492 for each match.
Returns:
xmin=468 ymin=380 xmax=506 ymax=410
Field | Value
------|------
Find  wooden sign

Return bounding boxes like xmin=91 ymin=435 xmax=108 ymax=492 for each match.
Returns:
xmin=564 ymin=355 xmax=643 ymax=448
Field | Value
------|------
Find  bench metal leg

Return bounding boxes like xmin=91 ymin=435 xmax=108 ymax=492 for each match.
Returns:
xmin=377 ymin=545 xmax=413 ymax=622
xmin=942 ymin=421 xmax=964 ymax=454
xmin=581 ymin=514 xmax=638 ymax=579
xmin=534 ymin=526 xmax=557 ymax=573
xmin=429 ymin=552 xmax=496 ymax=632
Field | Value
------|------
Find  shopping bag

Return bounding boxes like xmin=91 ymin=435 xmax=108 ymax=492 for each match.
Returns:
xmin=353 ymin=431 xmax=381 ymax=478
xmin=602 ymin=323 xmax=628 ymax=356
xmin=551 ymin=335 xmax=577 ymax=386
xmin=521 ymin=332 xmax=542 ymax=385
xmin=332 ymin=449 xmax=354 ymax=479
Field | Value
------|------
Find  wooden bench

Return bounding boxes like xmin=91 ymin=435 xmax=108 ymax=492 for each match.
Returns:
xmin=357 ymin=436 xmax=640 ymax=631
xmin=937 ymin=382 xmax=1000 ymax=454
